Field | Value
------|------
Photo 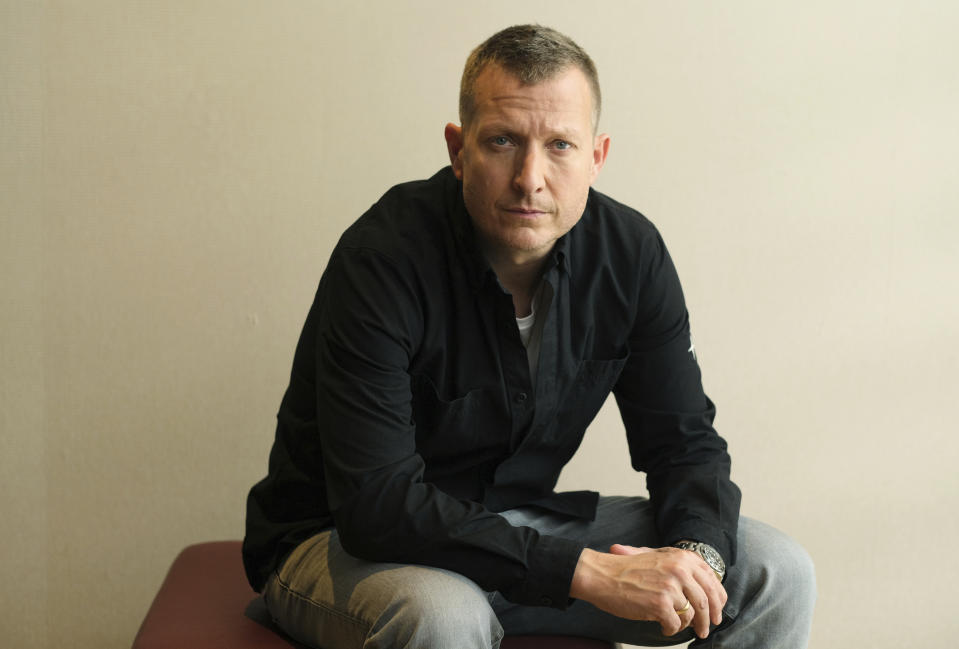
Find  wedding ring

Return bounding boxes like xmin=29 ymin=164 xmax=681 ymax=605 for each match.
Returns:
xmin=675 ymin=600 xmax=691 ymax=615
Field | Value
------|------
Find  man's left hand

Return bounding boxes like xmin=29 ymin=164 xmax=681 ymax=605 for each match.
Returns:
xmin=608 ymin=543 xmax=726 ymax=639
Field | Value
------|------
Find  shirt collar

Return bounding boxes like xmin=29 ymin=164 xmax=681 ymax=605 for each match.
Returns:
xmin=446 ymin=169 xmax=495 ymax=292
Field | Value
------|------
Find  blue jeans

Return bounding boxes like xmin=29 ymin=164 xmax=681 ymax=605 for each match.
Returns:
xmin=263 ymin=496 xmax=816 ymax=648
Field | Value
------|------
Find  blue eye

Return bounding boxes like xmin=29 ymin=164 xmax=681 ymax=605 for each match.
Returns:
xmin=492 ymin=136 xmax=511 ymax=146
xmin=553 ymin=140 xmax=572 ymax=150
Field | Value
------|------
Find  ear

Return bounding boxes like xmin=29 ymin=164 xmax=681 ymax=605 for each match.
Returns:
xmin=444 ymin=122 xmax=465 ymax=180
xmin=589 ymin=133 xmax=611 ymax=184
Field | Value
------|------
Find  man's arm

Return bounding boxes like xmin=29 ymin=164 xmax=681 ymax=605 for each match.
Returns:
xmin=613 ymin=231 xmax=741 ymax=562
xmin=584 ymin=230 xmax=740 ymax=639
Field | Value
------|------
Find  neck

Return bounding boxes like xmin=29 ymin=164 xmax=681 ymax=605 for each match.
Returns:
xmin=484 ymin=249 xmax=549 ymax=317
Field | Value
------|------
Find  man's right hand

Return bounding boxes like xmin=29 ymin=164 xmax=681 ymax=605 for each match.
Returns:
xmin=568 ymin=544 xmax=727 ymax=640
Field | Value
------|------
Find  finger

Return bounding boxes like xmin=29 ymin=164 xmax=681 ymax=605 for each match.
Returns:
xmin=659 ymin=611 xmax=685 ymax=637
xmin=657 ymin=591 xmax=688 ymax=636
xmin=674 ymin=598 xmax=694 ymax=633
xmin=667 ymin=555 xmax=712 ymax=639
xmin=706 ymin=577 xmax=727 ymax=626
xmin=608 ymin=544 xmax=651 ymax=556
xmin=681 ymin=581 xmax=712 ymax=640
xmin=691 ymin=560 xmax=727 ymax=626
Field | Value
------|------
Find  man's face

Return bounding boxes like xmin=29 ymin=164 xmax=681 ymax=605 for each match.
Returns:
xmin=445 ymin=64 xmax=610 ymax=265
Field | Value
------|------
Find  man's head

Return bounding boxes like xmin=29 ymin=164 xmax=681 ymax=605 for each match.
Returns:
xmin=459 ymin=24 xmax=602 ymax=134
xmin=445 ymin=25 xmax=610 ymax=267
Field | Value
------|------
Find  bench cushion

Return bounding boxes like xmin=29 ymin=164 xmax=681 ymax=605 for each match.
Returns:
xmin=132 ymin=541 xmax=614 ymax=649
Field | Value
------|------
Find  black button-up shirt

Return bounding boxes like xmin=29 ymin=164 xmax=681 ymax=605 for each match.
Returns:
xmin=243 ymin=167 xmax=741 ymax=608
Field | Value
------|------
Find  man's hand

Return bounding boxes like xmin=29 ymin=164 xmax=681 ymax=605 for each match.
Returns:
xmin=569 ymin=544 xmax=727 ymax=640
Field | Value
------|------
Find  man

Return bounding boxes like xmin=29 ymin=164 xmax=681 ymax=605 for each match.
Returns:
xmin=244 ymin=24 xmax=815 ymax=648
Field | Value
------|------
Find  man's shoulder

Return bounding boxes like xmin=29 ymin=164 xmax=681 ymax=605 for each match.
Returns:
xmin=376 ymin=166 xmax=458 ymax=213
xmin=572 ymin=187 xmax=666 ymax=266
xmin=336 ymin=167 xmax=458 ymax=261
xmin=582 ymin=187 xmax=660 ymax=238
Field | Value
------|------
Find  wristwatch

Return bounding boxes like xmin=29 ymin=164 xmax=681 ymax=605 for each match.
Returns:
xmin=674 ymin=540 xmax=726 ymax=582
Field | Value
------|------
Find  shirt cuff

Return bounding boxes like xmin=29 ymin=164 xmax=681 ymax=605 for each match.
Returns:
xmin=508 ymin=534 xmax=584 ymax=609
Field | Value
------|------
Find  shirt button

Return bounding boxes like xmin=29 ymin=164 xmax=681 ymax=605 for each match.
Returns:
xmin=514 ymin=392 xmax=528 ymax=403
xmin=540 ymin=596 xmax=553 ymax=606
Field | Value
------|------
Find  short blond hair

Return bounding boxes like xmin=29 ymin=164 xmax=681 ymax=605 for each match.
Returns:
xmin=459 ymin=24 xmax=601 ymax=132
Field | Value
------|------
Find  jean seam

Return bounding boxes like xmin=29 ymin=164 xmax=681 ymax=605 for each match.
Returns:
xmin=273 ymin=570 xmax=371 ymax=630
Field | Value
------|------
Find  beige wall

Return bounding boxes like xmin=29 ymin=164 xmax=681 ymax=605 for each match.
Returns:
xmin=2 ymin=2 xmax=957 ymax=648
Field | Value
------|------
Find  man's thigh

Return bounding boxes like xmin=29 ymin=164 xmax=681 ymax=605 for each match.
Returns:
xmin=263 ymin=530 xmax=502 ymax=649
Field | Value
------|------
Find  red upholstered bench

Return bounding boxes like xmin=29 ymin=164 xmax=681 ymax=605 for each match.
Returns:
xmin=132 ymin=541 xmax=616 ymax=649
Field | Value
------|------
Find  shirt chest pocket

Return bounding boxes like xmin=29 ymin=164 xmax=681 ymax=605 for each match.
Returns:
xmin=554 ymin=352 xmax=629 ymax=437
xmin=410 ymin=375 xmax=503 ymax=459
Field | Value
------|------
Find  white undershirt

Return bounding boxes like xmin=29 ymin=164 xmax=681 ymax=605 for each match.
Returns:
xmin=515 ymin=309 xmax=536 ymax=346
xmin=515 ymin=282 xmax=550 ymax=388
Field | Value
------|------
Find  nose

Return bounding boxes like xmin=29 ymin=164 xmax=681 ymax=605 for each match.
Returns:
xmin=513 ymin=146 xmax=545 ymax=195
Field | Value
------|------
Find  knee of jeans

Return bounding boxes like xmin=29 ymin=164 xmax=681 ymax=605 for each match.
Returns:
xmin=785 ymin=535 xmax=817 ymax=608
xmin=742 ymin=519 xmax=817 ymax=607
xmin=371 ymin=567 xmax=501 ymax=646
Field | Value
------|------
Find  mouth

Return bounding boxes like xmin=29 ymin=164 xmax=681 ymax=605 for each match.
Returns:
xmin=503 ymin=206 xmax=549 ymax=219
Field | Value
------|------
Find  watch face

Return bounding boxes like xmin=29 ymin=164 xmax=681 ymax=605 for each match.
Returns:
xmin=677 ymin=541 xmax=724 ymax=574
xmin=700 ymin=544 xmax=723 ymax=571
